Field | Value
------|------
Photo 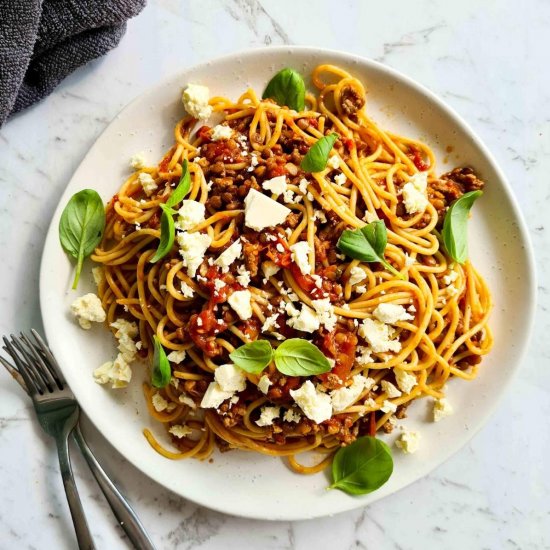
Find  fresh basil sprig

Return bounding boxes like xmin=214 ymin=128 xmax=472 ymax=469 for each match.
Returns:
xmin=166 ymin=160 xmax=191 ymax=209
xmin=59 ymin=189 xmax=106 ymax=289
xmin=301 ymin=133 xmax=339 ymax=173
xmin=329 ymin=436 xmax=393 ymax=495
xmin=273 ymin=338 xmax=331 ymax=376
xmin=262 ymin=68 xmax=306 ymax=112
xmin=337 ymin=220 xmax=402 ymax=279
xmin=229 ymin=340 xmax=273 ymax=374
xmin=441 ymin=190 xmax=482 ymax=264
xmin=152 ymin=335 xmax=171 ymax=388
xmin=150 ymin=204 xmax=176 ymax=263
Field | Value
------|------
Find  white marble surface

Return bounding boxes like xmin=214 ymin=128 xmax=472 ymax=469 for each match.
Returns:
xmin=0 ymin=0 xmax=548 ymax=548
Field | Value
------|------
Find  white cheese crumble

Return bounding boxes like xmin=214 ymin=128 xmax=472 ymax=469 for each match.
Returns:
xmin=129 ymin=152 xmax=146 ymax=169
xmin=180 ymin=281 xmax=194 ymax=298
xmin=169 ymin=424 xmax=192 ymax=438
xmin=373 ymin=303 xmax=414 ymax=324
xmin=394 ymin=368 xmax=417 ymax=394
xmin=289 ymin=241 xmax=311 ymax=275
xmin=355 ymin=285 xmax=367 ymax=294
xmin=349 ymin=266 xmax=366 ymax=286
xmin=363 ymin=211 xmax=377 ymax=223
xmin=255 ymin=406 xmax=280 ymax=427
xmin=166 ymin=350 xmax=186 ymax=363
xmin=327 ymin=155 xmax=340 ymax=169
xmin=182 ymin=83 xmax=212 ymax=120
xmin=358 ymin=318 xmax=401 ymax=353
xmin=200 ymin=382 xmax=233 ymax=408
xmin=290 ymin=380 xmax=332 ymax=424
xmin=214 ymin=364 xmax=246 ymax=392
xmin=138 ymin=172 xmax=157 ymax=196
xmin=402 ymin=172 xmax=429 ymax=215
xmin=110 ymin=318 xmax=138 ymax=361
xmin=433 ymin=397 xmax=453 ymax=422
xmin=70 ymin=293 xmax=106 ymax=329
xmin=262 ymin=175 xmax=287 ymax=196
xmin=443 ymin=271 xmax=458 ymax=286
xmin=210 ymin=124 xmax=233 ymax=141
xmin=93 ymin=355 xmax=132 ymax=388
xmin=311 ymin=298 xmax=337 ymax=332
xmin=283 ymin=408 xmax=301 ymax=423
xmin=152 ymin=393 xmax=173 ymax=412
xmin=262 ymin=313 xmax=280 ymax=333
xmin=178 ymin=394 xmax=196 ymax=409
xmin=244 ymin=189 xmax=291 ymax=231
xmin=176 ymin=201 xmax=205 ymax=231
xmin=287 ymin=304 xmax=320 ymax=333
xmin=355 ymin=346 xmax=373 ymax=365
xmin=298 ymin=178 xmax=309 ymax=195
xmin=227 ymin=290 xmax=253 ymax=320
xmin=331 ymin=375 xmax=373 ymax=412
xmin=236 ymin=265 xmax=251 ymax=287
xmin=334 ymin=173 xmax=346 ymax=186
xmin=381 ymin=380 xmax=402 ymax=398
xmin=381 ymin=400 xmax=398 ymax=414
xmin=213 ymin=279 xmax=226 ymax=291
xmin=91 ymin=266 xmax=105 ymax=287
xmin=257 ymin=375 xmax=272 ymax=395
xmin=395 ymin=430 xmax=420 ymax=454
xmin=214 ymin=239 xmax=242 ymax=272
xmin=404 ymin=254 xmax=416 ymax=267
xmin=176 ymin=231 xmax=212 ymax=277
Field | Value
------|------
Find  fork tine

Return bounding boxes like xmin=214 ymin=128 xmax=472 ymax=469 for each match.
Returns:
xmin=9 ymin=335 xmax=52 ymax=393
xmin=2 ymin=337 xmax=40 ymax=396
xmin=30 ymin=329 xmax=67 ymax=387
xmin=0 ymin=354 xmax=29 ymax=393
xmin=19 ymin=332 xmax=59 ymax=391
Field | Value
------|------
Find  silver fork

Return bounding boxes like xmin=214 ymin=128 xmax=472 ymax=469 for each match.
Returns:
xmin=1 ymin=330 xmax=156 ymax=550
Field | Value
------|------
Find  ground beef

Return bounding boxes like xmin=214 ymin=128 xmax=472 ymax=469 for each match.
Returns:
xmin=340 ymin=86 xmax=366 ymax=115
xmin=243 ymin=240 xmax=261 ymax=277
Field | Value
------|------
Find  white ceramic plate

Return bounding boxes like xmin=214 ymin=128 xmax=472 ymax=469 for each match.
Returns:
xmin=40 ymin=46 xmax=536 ymax=520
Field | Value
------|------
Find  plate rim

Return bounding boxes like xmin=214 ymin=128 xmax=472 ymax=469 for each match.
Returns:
xmin=39 ymin=45 xmax=537 ymax=520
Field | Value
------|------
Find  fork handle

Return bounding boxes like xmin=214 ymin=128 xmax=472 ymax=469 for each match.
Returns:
xmin=73 ymin=425 xmax=156 ymax=550
xmin=56 ymin=434 xmax=96 ymax=550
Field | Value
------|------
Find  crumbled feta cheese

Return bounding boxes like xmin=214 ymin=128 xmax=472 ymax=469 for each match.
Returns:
xmin=214 ymin=239 xmax=242 ymax=272
xmin=176 ymin=231 xmax=212 ymax=277
xmin=283 ymin=408 xmax=301 ymax=423
xmin=355 ymin=285 xmax=367 ymax=294
xmin=402 ymin=172 xmax=429 ymax=215
xmin=93 ymin=354 xmax=132 ymax=388
xmin=180 ymin=281 xmax=194 ymax=298
xmin=395 ymin=430 xmax=420 ymax=454
xmin=334 ymin=173 xmax=346 ymax=186
xmin=138 ymin=172 xmax=157 ymax=196
xmin=169 ymin=424 xmax=192 ymax=438
xmin=247 ymin=153 xmax=259 ymax=172
xmin=262 ymin=313 xmax=280 ymax=333
xmin=355 ymin=346 xmax=373 ymax=365
xmin=447 ymin=285 xmax=460 ymax=297
xmin=236 ymin=265 xmax=251 ymax=287
xmin=135 ymin=341 xmax=142 ymax=350
xmin=327 ymin=155 xmax=340 ymax=169
xmin=262 ymin=175 xmax=287 ymax=196
xmin=311 ymin=298 xmax=337 ymax=332
xmin=313 ymin=210 xmax=327 ymax=223
xmin=244 ymin=189 xmax=291 ymax=231
xmin=214 ymin=279 xmax=226 ymax=292
xmin=91 ymin=266 xmax=105 ymax=287
xmin=364 ymin=398 xmax=378 ymax=409
xmin=166 ymin=350 xmax=186 ymax=363
xmin=404 ymin=254 xmax=416 ymax=267
xmin=110 ymin=318 xmax=138 ymax=361
xmin=298 ymin=178 xmax=309 ymax=195
xmin=257 ymin=375 xmax=272 ymax=395
xmin=255 ymin=406 xmax=280 ymax=427
xmin=443 ymin=271 xmax=458 ymax=286
xmin=210 ymin=124 xmax=233 ymax=141
xmin=178 ymin=394 xmax=196 ymax=409
xmin=290 ymin=380 xmax=333 ymax=424
xmin=176 ymin=201 xmax=205 ymax=230
xmin=182 ymin=83 xmax=212 ymax=120
xmin=290 ymin=241 xmax=311 ymax=275
xmin=381 ymin=380 xmax=402 ymax=398
xmin=214 ymin=364 xmax=247 ymax=392
xmin=349 ymin=266 xmax=366 ymax=286
xmin=282 ymin=189 xmax=296 ymax=203
xmin=331 ymin=375 xmax=371 ymax=412
xmin=358 ymin=318 xmax=401 ymax=353
xmin=363 ymin=211 xmax=377 ymax=223
xmin=70 ymin=293 xmax=106 ymax=329
xmin=200 ymin=382 xmax=233 ymax=408
xmin=287 ymin=304 xmax=320 ymax=333
xmin=394 ymin=368 xmax=417 ymax=394
xmin=433 ymin=397 xmax=453 ymax=422
xmin=152 ymin=392 xmax=170 ymax=412
xmin=227 ymin=290 xmax=253 ymax=320
xmin=130 ymin=152 xmax=146 ymax=169
xmin=407 ymin=304 xmax=417 ymax=313
xmin=381 ymin=400 xmax=398 ymax=414
xmin=373 ymin=303 xmax=414 ymax=324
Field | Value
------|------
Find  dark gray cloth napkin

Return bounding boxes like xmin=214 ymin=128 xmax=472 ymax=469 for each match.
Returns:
xmin=0 ymin=0 xmax=146 ymax=126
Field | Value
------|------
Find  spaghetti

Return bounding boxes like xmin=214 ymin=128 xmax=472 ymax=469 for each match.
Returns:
xmin=90 ymin=64 xmax=492 ymax=473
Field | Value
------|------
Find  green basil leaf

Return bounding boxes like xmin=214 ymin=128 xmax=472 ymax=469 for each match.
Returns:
xmin=149 ymin=204 xmax=175 ymax=263
xmin=229 ymin=340 xmax=273 ymax=374
xmin=152 ymin=335 xmax=171 ymax=388
xmin=59 ymin=189 xmax=106 ymax=289
xmin=337 ymin=221 xmax=402 ymax=278
xmin=441 ymin=190 xmax=483 ymax=264
xmin=166 ymin=159 xmax=191 ymax=209
xmin=300 ymin=133 xmax=339 ymax=173
xmin=262 ymin=68 xmax=306 ymax=111
xmin=329 ymin=436 xmax=393 ymax=495
xmin=273 ymin=338 xmax=331 ymax=376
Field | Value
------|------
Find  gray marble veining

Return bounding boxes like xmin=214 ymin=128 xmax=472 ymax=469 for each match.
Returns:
xmin=1 ymin=0 xmax=549 ymax=548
